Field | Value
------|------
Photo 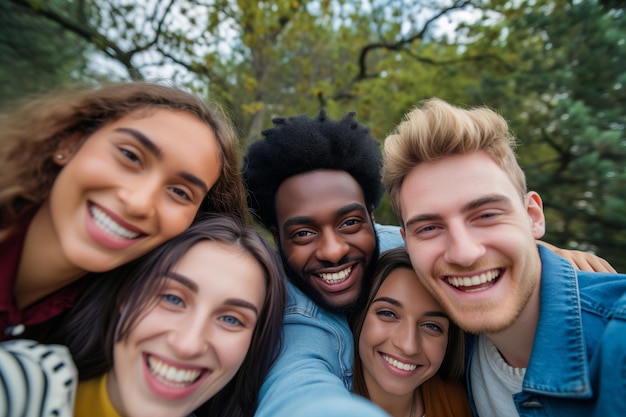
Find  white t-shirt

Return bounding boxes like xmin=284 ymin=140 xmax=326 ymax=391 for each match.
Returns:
xmin=470 ymin=335 xmax=525 ymax=417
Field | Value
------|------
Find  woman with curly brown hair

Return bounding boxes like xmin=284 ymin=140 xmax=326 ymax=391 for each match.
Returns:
xmin=0 ymin=82 xmax=248 ymax=342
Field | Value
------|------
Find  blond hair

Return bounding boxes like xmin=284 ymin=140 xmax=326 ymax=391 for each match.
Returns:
xmin=382 ymin=98 xmax=526 ymax=221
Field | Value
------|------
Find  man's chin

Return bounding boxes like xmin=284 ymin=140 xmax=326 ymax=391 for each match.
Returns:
xmin=319 ymin=294 xmax=362 ymax=315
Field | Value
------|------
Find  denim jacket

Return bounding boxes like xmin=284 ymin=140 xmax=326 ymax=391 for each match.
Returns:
xmin=466 ymin=245 xmax=626 ymax=417
xmin=254 ymin=224 xmax=403 ymax=417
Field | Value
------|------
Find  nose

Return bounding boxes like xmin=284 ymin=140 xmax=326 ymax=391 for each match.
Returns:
xmin=315 ymin=230 xmax=350 ymax=263
xmin=166 ymin=318 xmax=210 ymax=358
xmin=393 ymin=321 xmax=421 ymax=355
xmin=443 ymin=223 xmax=485 ymax=267
xmin=117 ymin=178 xmax=159 ymax=218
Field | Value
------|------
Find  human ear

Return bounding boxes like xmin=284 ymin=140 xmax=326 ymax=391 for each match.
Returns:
xmin=53 ymin=133 xmax=83 ymax=167
xmin=526 ymin=192 xmax=545 ymax=239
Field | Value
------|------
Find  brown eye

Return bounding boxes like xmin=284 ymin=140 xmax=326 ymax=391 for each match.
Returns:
xmin=119 ymin=148 xmax=141 ymax=165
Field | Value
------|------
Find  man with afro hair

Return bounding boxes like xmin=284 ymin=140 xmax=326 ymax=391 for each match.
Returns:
xmin=242 ymin=111 xmax=403 ymax=417
xmin=241 ymin=108 xmax=610 ymax=417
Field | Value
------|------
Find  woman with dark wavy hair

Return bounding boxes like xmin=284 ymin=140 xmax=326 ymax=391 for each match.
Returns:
xmin=0 ymin=82 xmax=248 ymax=342
xmin=64 ymin=215 xmax=284 ymax=417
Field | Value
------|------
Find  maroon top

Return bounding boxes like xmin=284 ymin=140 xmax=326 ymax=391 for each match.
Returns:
xmin=1 ymin=215 xmax=85 ymax=341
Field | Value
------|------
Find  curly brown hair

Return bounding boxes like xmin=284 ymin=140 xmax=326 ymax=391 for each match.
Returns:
xmin=0 ymin=82 xmax=248 ymax=239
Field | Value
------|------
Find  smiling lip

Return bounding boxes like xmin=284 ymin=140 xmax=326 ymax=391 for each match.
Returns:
xmin=314 ymin=263 xmax=358 ymax=293
xmin=380 ymin=353 xmax=419 ymax=376
xmin=318 ymin=265 xmax=353 ymax=284
xmin=143 ymin=353 xmax=210 ymax=401
xmin=85 ymin=202 xmax=147 ymax=250
xmin=444 ymin=268 xmax=501 ymax=293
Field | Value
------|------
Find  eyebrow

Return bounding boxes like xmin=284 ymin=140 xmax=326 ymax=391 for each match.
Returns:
xmin=166 ymin=272 xmax=259 ymax=316
xmin=116 ymin=127 xmax=210 ymax=194
xmin=404 ymin=193 xmax=512 ymax=229
xmin=371 ymin=296 xmax=448 ymax=319
xmin=282 ymin=202 xmax=368 ymax=230
xmin=167 ymin=272 xmax=198 ymax=292
xmin=116 ymin=127 xmax=162 ymax=158
xmin=224 ymin=299 xmax=259 ymax=316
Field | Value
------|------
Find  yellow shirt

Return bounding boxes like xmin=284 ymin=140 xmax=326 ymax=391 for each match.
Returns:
xmin=74 ymin=374 xmax=121 ymax=417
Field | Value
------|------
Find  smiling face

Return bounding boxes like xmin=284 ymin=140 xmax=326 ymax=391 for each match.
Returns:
xmin=108 ymin=240 xmax=266 ymax=417
xmin=39 ymin=108 xmax=222 ymax=274
xmin=274 ymin=170 xmax=377 ymax=314
xmin=359 ymin=266 xmax=449 ymax=399
xmin=399 ymin=151 xmax=545 ymax=335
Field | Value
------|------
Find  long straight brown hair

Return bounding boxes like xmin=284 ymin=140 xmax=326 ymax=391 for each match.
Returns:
xmin=350 ymin=247 xmax=465 ymax=399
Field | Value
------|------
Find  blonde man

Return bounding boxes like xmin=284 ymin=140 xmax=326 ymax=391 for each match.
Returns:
xmin=382 ymin=98 xmax=625 ymax=417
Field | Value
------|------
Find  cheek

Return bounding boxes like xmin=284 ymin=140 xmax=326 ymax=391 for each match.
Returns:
xmin=357 ymin=231 xmax=376 ymax=259
xmin=282 ymin=245 xmax=309 ymax=272
xmin=156 ymin=205 xmax=200 ymax=239
xmin=217 ymin=332 xmax=254 ymax=375
xmin=359 ymin=317 xmax=385 ymax=355
xmin=424 ymin=336 xmax=449 ymax=369
xmin=125 ymin=309 xmax=165 ymax=344
xmin=405 ymin=245 xmax=430 ymax=274
xmin=111 ymin=338 xmax=140 ymax=398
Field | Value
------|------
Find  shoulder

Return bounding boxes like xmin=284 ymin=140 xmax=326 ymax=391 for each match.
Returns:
xmin=374 ymin=223 xmax=404 ymax=252
xmin=576 ymin=270 xmax=626 ymax=319
xmin=1 ymin=339 xmax=77 ymax=417
xmin=282 ymin=281 xmax=351 ymax=335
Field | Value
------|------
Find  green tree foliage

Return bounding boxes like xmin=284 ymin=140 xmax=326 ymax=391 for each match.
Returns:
xmin=4 ymin=0 xmax=624 ymax=270
xmin=468 ymin=0 xmax=626 ymax=270
xmin=6 ymin=0 xmax=491 ymax=144
xmin=0 ymin=0 xmax=89 ymax=108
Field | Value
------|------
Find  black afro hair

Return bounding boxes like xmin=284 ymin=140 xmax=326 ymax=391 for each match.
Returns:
xmin=242 ymin=110 xmax=384 ymax=230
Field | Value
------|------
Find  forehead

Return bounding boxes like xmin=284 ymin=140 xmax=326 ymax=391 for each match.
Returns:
xmin=399 ymin=152 xmax=519 ymax=220
xmin=173 ymin=241 xmax=266 ymax=305
xmin=377 ymin=267 xmax=442 ymax=311
xmin=275 ymin=170 xmax=368 ymax=223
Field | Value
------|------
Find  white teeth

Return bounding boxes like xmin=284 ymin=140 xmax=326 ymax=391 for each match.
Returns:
xmin=447 ymin=270 xmax=499 ymax=289
xmin=147 ymin=356 xmax=202 ymax=388
xmin=382 ymin=354 xmax=417 ymax=371
xmin=319 ymin=266 xmax=352 ymax=284
xmin=90 ymin=205 xmax=140 ymax=239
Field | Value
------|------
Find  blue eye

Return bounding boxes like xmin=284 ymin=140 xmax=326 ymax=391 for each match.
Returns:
xmin=422 ymin=322 xmax=444 ymax=333
xmin=376 ymin=309 xmax=398 ymax=319
xmin=161 ymin=293 xmax=184 ymax=307
xmin=220 ymin=315 xmax=243 ymax=327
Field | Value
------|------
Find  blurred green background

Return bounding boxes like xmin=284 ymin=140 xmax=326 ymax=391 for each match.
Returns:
xmin=2 ymin=0 xmax=624 ymax=271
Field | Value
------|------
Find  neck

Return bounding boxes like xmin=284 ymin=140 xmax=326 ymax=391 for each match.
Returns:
xmin=367 ymin=387 xmax=423 ymax=417
xmin=15 ymin=203 xmax=85 ymax=309
xmin=485 ymin=282 xmax=541 ymax=368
